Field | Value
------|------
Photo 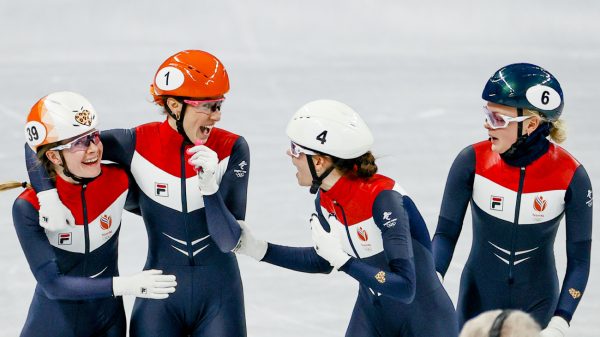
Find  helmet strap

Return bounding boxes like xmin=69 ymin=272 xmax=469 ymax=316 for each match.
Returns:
xmin=503 ymin=108 xmax=526 ymax=157
xmin=306 ymin=155 xmax=336 ymax=194
xmin=163 ymin=97 xmax=193 ymax=145
xmin=58 ymin=151 xmax=99 ymax=185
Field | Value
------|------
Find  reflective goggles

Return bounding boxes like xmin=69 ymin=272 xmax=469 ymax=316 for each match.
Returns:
xmin=183 ymin=98 xmax=225 ymax=114
xmin=290 ymin=141 xmax=316 ymax=158
xmin=483 ymin=106 xmax=532 ymax=129
xmin=50 ymin=130 xmax=101 ymax=152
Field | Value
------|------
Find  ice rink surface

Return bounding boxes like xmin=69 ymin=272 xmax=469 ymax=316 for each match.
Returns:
xmin=1 ymin=1 xmax=599 ymax=336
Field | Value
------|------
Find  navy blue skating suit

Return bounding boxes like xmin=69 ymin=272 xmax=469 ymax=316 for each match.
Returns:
xmin=257 ymin=174 xmax=457 ymax=337
xmin=27 ymin=121 xmax=249 ymax=336
xmin=97 ymin=121 xmax=248 ymax=337
xmin=433 ymin=140 xmax=593 ymax=327
xmin=13 ymin=165 xmax=132 ymax=337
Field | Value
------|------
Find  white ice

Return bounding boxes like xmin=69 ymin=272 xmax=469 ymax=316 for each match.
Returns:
xmin=1 ymin=1 xmax=599 ymax=336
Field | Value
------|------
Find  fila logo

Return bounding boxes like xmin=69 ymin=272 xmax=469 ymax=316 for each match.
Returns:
xmin=357 ymin=227 xmax=369 ymax=241
xmin=155 ymin=183 xmax=169 ymax=197
xmin=58 ymin=232 xmax=72 ymax=245
xmin=490 ymin=196 xmax=504 ymax=211
xmin=533 ymin=195 xmax=547 ymax=212
xmin=100 ymin=214 xmax=112 ymax=230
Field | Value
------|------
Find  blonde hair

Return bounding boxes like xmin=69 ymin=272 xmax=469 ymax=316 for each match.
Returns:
xmin=524 ymin=109 xmax=567 ymax=144
xmin=0 ymin=181 xmax=31 ymax=192
xmin=459 ymin=310 xmax=541 ymax=337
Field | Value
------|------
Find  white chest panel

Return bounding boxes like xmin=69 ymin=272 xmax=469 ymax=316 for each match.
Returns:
xmin=473 ymin=174 xmax=566 ymax=225
xmin=46 ymin=191 xmax=127 ymax=253
xmin=130 ymin=151 xmax=230 ymax=212
xmin=322 ymin=207 xmax=384 ymax=258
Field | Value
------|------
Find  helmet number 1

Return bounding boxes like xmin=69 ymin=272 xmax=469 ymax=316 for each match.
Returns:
xmin=26 ymin=126 xmax=39 ymax=142
xmin=316 ymin=130 xmax=328 ymax=144
xmin=164 ymin=71 xmax=170 ymax=86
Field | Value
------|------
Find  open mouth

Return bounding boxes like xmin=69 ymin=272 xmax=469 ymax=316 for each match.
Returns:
xmin=82 ymin=157 xmax=99 ymax=166
xmin=199 ymin=125 xmax=213 ymax=136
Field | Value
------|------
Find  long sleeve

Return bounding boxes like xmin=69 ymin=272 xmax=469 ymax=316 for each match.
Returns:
xmin=339 ymin=190 xmax=416 ymax=303
xmin=12 ymin=197 xmax=113 ymax=300
xmin=554 ymin=165 xmax=593 ymax=322
xmin=203 ymin=136 xmax=250 ymax=252
xmin=262 ymin=244 xmax=333 ymax=274
xmin=432 ymin=145 xmax=475 ymax=276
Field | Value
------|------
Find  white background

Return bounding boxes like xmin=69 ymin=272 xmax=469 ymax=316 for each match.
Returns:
xmin=0 ymin=1 xmax=598 ymax=336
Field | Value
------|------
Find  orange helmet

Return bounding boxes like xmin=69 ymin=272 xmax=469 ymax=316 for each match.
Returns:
xmin=150 ymin=50 xmax=230 ymax=105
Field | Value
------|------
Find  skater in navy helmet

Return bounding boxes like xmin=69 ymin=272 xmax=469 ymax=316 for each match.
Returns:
xmin=432 ymin=63 xmax=593 ymax=337
xmin=5 ymin=91 xmax=176 ymax=337
xmin=25 ymin=51 xmax=250 ymax=336
xmin=200 ymin=99 xmax=459 ymax=336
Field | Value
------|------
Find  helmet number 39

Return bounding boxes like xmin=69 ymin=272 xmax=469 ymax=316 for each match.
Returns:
xmin=316 ymin=130 xmax=328 ymax=144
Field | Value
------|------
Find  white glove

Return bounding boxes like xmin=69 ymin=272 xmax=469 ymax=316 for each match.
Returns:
xmin=37 ymin=189 xmax=75 ymax=232
xmin=187 ymin=145 xmax=219 ymax=195
xmin=232 ymin=221 xmax=268 ymax=261
xmin=310 ymin=214 xmax=350 ymax=270
xmin=540 ymin=316 xmax=569 ymax=337
xmin=113 ymin=270 xmax=177 ymax=299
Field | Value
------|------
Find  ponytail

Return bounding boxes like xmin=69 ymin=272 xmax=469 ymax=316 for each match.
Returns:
xmin=333 ymin=151 xmax=378 ymax=179
xmin=524 ymin=109 xmax=567 ymax=144
xmin=0 ymin=181 xmax=31 ymax=192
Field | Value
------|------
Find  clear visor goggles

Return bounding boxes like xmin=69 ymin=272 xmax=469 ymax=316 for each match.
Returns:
xmin=50 ymin=130 xmax=101 ymax=152
xmin=183 ymin=98 xmax=225 ymax=114
xmin=483 ymin=106 xmax=532 ymax=129
xmin=290 ymin=141 xmax=316 ymax=158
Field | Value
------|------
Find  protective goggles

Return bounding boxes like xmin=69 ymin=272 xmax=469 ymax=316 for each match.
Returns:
xmin=50 ymin=130 xmax=101 ymax=152
xmin=483 ymin=106 xmax=532 ymax=129
xmin=290 ymin=141 xmax=316 ymax=158
xmin=183 ymin=98 xmax=225 ymax=114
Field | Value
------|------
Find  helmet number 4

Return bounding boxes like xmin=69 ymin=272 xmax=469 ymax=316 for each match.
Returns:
xmin=26 ymin=126 xmax=39 ymax=142
xmin=316 ymin=130 xmax=328 ymax=144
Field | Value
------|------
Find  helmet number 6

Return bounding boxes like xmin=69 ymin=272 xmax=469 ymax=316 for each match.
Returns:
xmin=316 ymin=130 xmax=328 ymax=144
xmin=541 ymin=90 xmax=550 ymax=105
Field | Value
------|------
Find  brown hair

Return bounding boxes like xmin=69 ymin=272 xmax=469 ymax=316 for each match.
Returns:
xmin=524 ymin=109 xmax=567 ymax=144
xmin=333 ymin=151 xmax=378 ymax=179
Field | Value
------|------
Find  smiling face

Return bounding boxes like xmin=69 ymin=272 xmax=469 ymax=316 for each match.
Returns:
xmin=166 ymin=97 xmax=222 ymax=143
xmin=45 ymin=137 xmax=103 ymax=181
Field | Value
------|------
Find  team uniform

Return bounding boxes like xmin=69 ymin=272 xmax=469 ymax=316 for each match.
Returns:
xmin=226 ymin=174 xmax=458 ymax=336
xmin=97 ymin=121 xmax=247 ymax=336
xmin=13 ymin=165 xmax=133 ymax=337
xmin=433 ymin=139 xmax=593 ymax=327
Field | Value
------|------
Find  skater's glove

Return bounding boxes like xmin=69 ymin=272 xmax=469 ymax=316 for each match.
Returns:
xmin=310 ymin=214 xmax=350 ymax=270
xmin=37 ymin=189 xmax=75 ymax=232
xmin=232 ymin=220 xmax=268 ymax=261
xmin=187 ymin=144 xmax=219 ymax=195
xmin=540 ymin=316 xmax=569 ymax=337
xmin=113 ymin=270 xmax=177 ymax=299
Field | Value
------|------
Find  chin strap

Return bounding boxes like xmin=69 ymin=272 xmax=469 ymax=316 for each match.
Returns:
xmin=502 ymin=108 xmax=526 ymax=157
xmin=58 ymin=151 xmax=101 ymax=185
xmin=306 ymin=155 xmax=336 ymax=194
xmin=163 ymin=98 xmax=192 ymax=145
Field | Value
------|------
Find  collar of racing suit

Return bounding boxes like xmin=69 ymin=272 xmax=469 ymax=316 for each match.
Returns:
xmin=500 ymin=122 xmax=551 ymax=167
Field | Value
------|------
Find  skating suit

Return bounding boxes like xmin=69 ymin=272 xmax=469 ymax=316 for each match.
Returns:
xmin=433 ymin=140 xmax=592 ymax=327
xmin=13 ymin=165 xmax=132 ymax=337
xmin=262 ymin=174 xmax=458 ymax=337
xmin=28 ymin=120 xmax=250 ymax=337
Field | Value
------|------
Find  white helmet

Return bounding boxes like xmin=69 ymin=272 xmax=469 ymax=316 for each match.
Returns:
xmin=25 ymin=91 xmax=98 ymax=151
xmin=286 ymin=99 xmax=374 ymax=159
